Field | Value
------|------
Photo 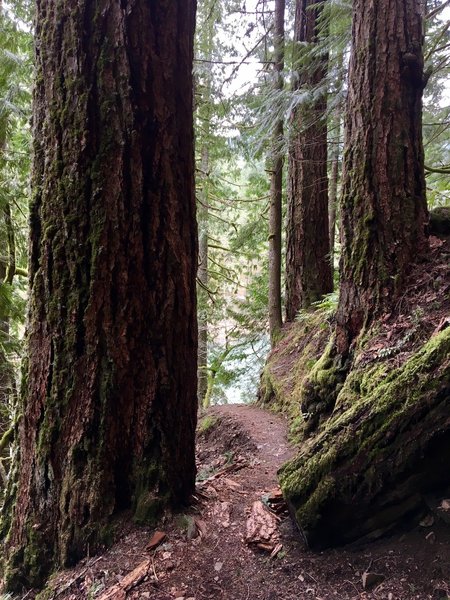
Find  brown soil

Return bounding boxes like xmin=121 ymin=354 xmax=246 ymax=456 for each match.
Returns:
xmin=357 ymin=235 xmax=450 ymax=367
xmin=30 ymin=404 xmax=450 ymax=600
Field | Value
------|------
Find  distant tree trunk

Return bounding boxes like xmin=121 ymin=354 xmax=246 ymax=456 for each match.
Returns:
xmin=336 ymin=0 xmax=428 ymax=354
xmin=198 ymin=144 xmax=209 ymax=406
xmin=328 ymin=100 xmax=342 ymax=274
xmin=0 ymin=105 xmax=12 ymax=443
xmin=285 ymin=0 xmax=332 ymax=320
xmin=0 ymin=258 xmax=8 ymax=440
xmin=0 ymin=204 xmax=15 ymax=455
xmin=268 ymin=0 xmax=285 ymax=344
xmin=3 ymin=1 xmax=198 ymax=591
xmin=195 ymin=0 xmax=217 ymax=407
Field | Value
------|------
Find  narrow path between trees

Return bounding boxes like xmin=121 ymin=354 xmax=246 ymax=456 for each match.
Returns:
xmin=41 ymin=404 xmax=450 ymax=600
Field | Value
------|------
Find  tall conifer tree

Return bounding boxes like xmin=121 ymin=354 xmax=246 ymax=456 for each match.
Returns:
xmin=3 ymin=1 xmax=198 ymax=589
xmin=285 ymin=0 xmax=332 ymax=320
xmin=336 ymin=0 xmax=428 ymax=353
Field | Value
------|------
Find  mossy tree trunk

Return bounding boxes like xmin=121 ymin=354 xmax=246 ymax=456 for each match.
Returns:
xmin=335 ymin=0 xmax=428 ymax=354
xmin=0 ymin=258 xmax=9 ymax=442
xmin=3 ymin=0 xmax=197 ymax=591
xmin=0 ymin=107 xmax=14 ymax=453
xmin=285 ymin=0 xmax=332 ymax=321
xmin=268 ymin=0 xmax=285 ymax=344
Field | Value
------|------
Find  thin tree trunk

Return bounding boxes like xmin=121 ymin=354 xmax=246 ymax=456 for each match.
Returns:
xmin=0 ymin=55 xmax=12 ymax=443
xmin=195 ymin=0 xmax=216 ymax=407
xmin=3 ymin=1 xmax=198 ymax=590
xmin=0 ymin=206 xmax=15 ymax=456
xmin=0 ymin=259 xmax=9 ymax=440
xmin=198 ymin=144 xmax=209 ymax=406
xmin=335 ymin=0 xmax=428 ymax=354
xmin=203 ymin=344 xmax=232 ymax=409
xmin=4 ymin=203 xmax=16 ymax=285
xmin=328 ymin=101 xmax=342 ymax=273
xmin=268 ymin=0 xmax=285 ymax=344
xmin=285 ymin=0 xmax=333 ymax=320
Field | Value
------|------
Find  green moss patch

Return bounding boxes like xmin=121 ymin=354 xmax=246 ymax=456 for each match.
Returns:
xmin=259 ymin=312 xmax=330 ymax=433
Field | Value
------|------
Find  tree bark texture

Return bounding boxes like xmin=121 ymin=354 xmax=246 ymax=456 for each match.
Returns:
xmin=335 ymin=0 xmax=428 ymax=354
xmin=3 ymin=0 xmax=197 ymax=590
xmin=285 ymin=0 xmax=332 ymax=321
xmin=268 ymin=0 xmax=285 ymax=344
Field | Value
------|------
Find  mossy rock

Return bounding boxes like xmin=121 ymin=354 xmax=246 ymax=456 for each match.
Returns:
xmin=197 ymin=414 xmax=219 ymax=435
xmin=429 ymin=206 xmax=450 ymax=237
xmin=259 ymin=313 xmax=330 ymax=429
xmin=279 ymin=327 xmax=450 ymax=549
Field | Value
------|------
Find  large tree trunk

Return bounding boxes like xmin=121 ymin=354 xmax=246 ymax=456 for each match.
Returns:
xmin=3 ymin=1 xmax=197 ymax=591
xmin=285 ymin=0 xmax=332 ymax=321
xmin=268 ymin=0 xmax=285 ymax=344
xmin=335 ymin=0 xmax=428 ymax=354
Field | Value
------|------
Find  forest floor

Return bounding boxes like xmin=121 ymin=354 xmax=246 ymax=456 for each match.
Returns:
xmin=36 ymin=404 xmax=450 ymax=600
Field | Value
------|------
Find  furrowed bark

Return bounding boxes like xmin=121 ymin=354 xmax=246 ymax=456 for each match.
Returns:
xmin=336 ymin=0 xmax=428 ymax=353
xmin=3 ymin=0 xmax=198 ymax=590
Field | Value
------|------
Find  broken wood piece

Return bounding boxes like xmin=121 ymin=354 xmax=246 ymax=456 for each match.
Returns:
xmin=212 ymin=500 xmax=231 ymax=528
xmin=146 ymin=530 xmax=167 ymax=551
xmin=262 ymin=487 xmax=288 ymax=516
xmin=362 ymin=571 xmax=385 ymax=590
xmin=222 ymin=477 xmax=243 ymax=490
xmin=257 ymin=542 xmax=275 ymax=552
xmin=207 ymin=460 xmax=247 ymax=482
xmin=194 ymin=518 xmax=208 ymax=538
xmin=245 ymin=500 xmax=280 ymax=552
xmin=270 ymin=543 xmax=283 ymax=559
xmin=98 ymin=559 xmax=152 ymax=600
xmin=434 ymin=316 xmax=450 ymax=335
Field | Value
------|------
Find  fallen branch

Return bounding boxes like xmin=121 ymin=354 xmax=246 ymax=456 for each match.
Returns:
xmin=98 ymin=559 xmax=152 ymax=600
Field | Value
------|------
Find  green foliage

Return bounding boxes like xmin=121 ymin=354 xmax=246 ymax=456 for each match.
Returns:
xmin=0 ymin=1 xmax=32 ymax=481
xmin=197 ymin=414 xmax=219 ymax=434
xmin=296 ymin=292 xmax=339 ymax=323
xmin=423 ymin=5 xmax=450 ymax=207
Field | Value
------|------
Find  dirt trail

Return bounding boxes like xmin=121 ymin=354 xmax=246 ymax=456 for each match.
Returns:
xmin=38 ymin=404 xmax=450 ymax=600
xmin=209 ymin=403 xmax=295 ymax=481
